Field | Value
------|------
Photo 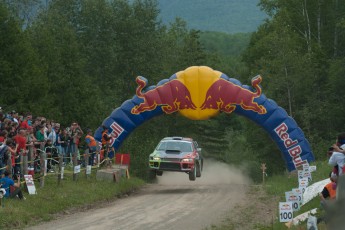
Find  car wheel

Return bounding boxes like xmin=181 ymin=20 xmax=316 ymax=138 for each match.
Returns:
xmin=189 ymin=166 xmax=196 ymax=181
xmin=196 ymin=162 xmax=201 ymax=177
xmin=148 ymin=169 xmax=157 ymax=180
xmin=156 ymin=170 xmax=163 ymax=176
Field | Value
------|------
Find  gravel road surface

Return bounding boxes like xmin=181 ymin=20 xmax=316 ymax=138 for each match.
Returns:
xmin=27 ymin=160 xmax=251 ymax=230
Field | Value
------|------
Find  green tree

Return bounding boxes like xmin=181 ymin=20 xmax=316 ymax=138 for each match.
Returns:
xmin=0 ymin=2 xmax=47 ymax=112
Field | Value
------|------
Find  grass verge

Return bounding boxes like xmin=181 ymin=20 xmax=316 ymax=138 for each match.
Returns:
xmin=210 ymin=160 xmax=330 ymax=230
xmin=0 ymin=171 xmax=145 ymax=229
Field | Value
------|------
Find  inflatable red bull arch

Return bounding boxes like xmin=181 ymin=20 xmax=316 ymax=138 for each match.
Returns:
xmin=95 ymin=66 xmax=314 ymax=171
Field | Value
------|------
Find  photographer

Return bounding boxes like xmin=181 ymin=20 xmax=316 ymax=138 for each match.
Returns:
xmin=329 ymin=133 xmax=345 ymax=176
xmin=0 ymin=170 xmax=25 ymax=200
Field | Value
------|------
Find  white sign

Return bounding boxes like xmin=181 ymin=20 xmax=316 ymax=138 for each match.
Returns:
xmin=298 ymin=170 xmax=312 ymax=183
xmin=44 ymin=160 xmax=47 ymax=176
xmin=299 ymin=177 xmax=309 ymax=193
xmin=24 ymin=175 xmax=36 ymax=195
xmin=292 ymin=188 xmax=303 ymax=205
xmin=285 ymin=191 xmax=300 ymax=211
xmin=279 ymin=202 xmax=293 ymax=222
xmin=86 ymin=165 xmax=91 ymax=175
xmin=299 ymin=179 xmax=308 ymax=194
xmin=302 ymin=165 xmax=312 ymax=182
xmin=61 ymin=166 xmax=64 ymax=179
xmin=74 ymin=165 xmax=81 ymax=174
xmin=309 ymin=165 xmax=316 ymax=172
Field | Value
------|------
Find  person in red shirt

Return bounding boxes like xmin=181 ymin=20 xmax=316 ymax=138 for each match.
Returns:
xmin=13 ymin=129 xmax=27 ymax=177
xmin=20 ymin=114 xmax=32 ymax=130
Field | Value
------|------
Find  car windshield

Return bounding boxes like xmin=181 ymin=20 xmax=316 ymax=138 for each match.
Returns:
xmin=156 ymin=141 xmax=193 ymax=152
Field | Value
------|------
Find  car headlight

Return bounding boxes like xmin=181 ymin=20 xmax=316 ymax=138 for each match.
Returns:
xmin=153 ymin=156 xmax=161 ymax=161
xmin=181 ymin=158 xmax=193 ymax=162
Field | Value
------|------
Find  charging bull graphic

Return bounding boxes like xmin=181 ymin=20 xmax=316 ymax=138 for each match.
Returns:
xmin=201 ymin=75 xmax=266 ymax=114
xmin=95 ymin=66 xmax=314 ymax=172
xmin=131 ymin=76 xmax=197 ymax=114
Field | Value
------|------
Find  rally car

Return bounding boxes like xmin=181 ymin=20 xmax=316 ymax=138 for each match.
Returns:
xmin=148 ymin=137 xmax=203 ymax=181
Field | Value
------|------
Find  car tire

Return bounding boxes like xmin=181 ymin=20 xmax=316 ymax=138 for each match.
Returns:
xmin=156 ymin=170 xmax=163 ymax=176
xmin=196 ymin=162 xmax=201 ymax=177
xmin=189 ymin=166 xmax=196 ymax=181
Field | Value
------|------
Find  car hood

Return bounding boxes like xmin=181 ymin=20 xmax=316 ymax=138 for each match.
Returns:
xmin=151 ymin=150 xmax=193 ymax=158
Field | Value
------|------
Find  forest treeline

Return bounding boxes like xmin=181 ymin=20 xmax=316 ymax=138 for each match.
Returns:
xmin=1 ymin=0 xmax=345 ymax=181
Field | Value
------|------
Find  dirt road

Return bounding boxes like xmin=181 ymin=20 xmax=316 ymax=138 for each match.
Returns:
xmin=27 ymin=160 xmax=252 ymax=230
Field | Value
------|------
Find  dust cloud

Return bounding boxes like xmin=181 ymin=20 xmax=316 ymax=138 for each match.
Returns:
xmin=156 ymin=159 xmax=252 ymax=186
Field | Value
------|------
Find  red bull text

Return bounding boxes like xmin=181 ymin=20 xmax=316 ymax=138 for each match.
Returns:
xmin=274 ymin=122 xmax=307 ymax=168
xmin=108 ymin=122 xmax=124 ymax=146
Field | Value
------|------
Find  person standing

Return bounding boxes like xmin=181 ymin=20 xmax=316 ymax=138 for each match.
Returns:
xmin=101 ymin=126 xmax=111 ymax=162
xmin=13 ymin=129 xmax=27 ymax=177
xmin=85 ymin=129 xmax=97 ymax=166
xmin=70 ymin=122 xmax=83 ymax=163
xmin=329 ymin=133 xmax=345 ymax=175
xmin=0 ymin=138 xmax=18 ymax=176
xmin=20 ymin=113 xmax=32 ymax=130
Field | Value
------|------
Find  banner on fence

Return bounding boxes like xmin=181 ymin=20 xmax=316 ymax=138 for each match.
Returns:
xmin=86 ymin=165 xmax=91 ymax=175
xmin=74 ymin=165 xmax=81 ymax=174
xmin=24 ymin=175 xmax=36 ymax=195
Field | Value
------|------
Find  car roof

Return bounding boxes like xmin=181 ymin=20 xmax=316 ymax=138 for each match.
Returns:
xmin=161 ymin=136 xmax=193 ymax=142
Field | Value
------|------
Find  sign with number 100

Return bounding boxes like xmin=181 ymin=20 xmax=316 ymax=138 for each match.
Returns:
xmin=279 ymin=202 xmax=293 ymax=222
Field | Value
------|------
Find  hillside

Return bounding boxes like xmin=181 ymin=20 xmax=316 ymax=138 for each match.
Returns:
xmin=158 ymin=0 xmax=267 ymax=34
xmin=37 ymin=0 xmax=266 ymax=34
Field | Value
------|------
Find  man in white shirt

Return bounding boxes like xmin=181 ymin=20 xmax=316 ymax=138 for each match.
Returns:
xmin=330 ymin=133 xmax=345 ymax=175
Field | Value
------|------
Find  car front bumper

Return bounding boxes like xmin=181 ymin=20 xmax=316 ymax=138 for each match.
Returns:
xmin=149 ymin=160 xmax=195 ymax=172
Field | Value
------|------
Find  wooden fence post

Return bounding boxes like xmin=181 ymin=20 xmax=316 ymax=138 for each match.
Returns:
xmin=22 ymin=154 xmax=28 ymax=176
xmin=39 ymin=148 xmax=46 ymax=188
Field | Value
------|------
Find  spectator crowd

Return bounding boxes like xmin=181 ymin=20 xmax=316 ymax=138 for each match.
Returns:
xmin=0 ymin=107 xmax=104 ymax=199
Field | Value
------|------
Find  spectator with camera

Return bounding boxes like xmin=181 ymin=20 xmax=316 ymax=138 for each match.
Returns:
xmin=0 ymin=170 xmax=25 ymax=200
xmin=329 ymin=133 xmax=345 ymax=176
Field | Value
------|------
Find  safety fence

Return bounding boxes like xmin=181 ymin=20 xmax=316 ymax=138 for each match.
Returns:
xmin=0 ymin=145 xmax=124 ymax=188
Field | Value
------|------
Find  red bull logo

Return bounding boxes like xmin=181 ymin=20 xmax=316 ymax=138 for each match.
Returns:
xmin=131 ymin=66 xmax=267 ymax=120
xmin=281 ymin=204 xmax=292 ymax=210
xmin=131 ymin=77 xmax=197 ymax=114
xmin=200 ymin=75 xmax=266 ymax=114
